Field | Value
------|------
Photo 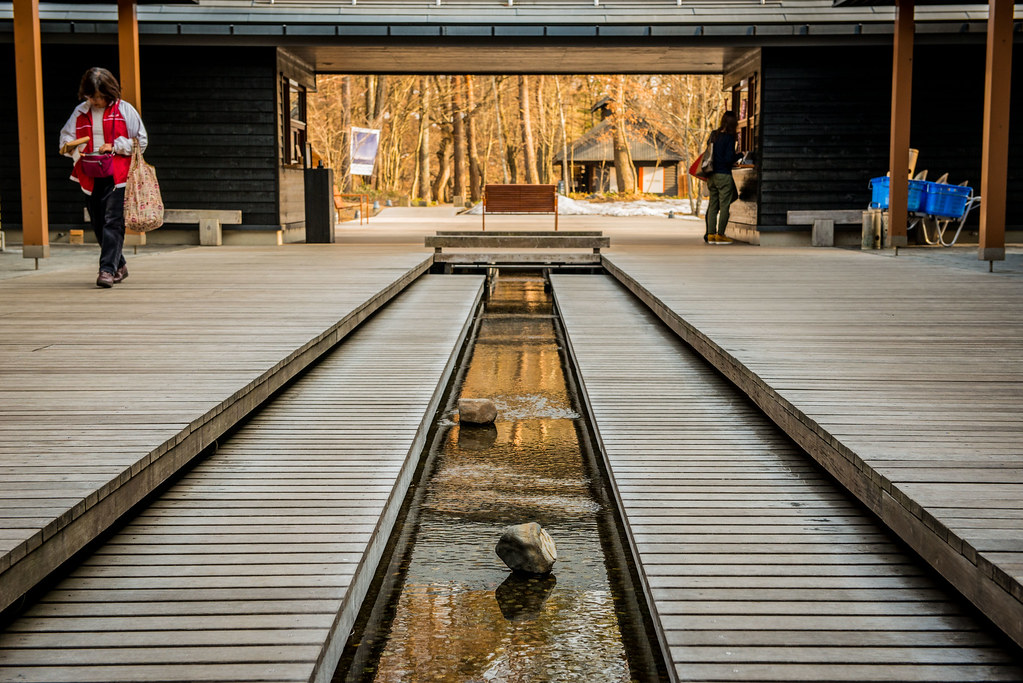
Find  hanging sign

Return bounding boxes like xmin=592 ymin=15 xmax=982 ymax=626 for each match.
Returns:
xmin=350 ymin=127 xmax=381 ymax=176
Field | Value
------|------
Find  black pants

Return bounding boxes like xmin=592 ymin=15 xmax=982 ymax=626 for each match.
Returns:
xmin=88 ymin=177 xmax=126 ymax=275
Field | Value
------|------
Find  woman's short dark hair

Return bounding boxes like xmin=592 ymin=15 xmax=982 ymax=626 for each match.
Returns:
xmin=78 ymin=67 xmax=120 ymax=102
xmin=719 ymin=110 xmax=739 ymax=136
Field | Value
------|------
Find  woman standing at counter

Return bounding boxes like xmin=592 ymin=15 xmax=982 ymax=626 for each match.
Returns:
xmin=704 ymin=111 xmax=743 ymax=244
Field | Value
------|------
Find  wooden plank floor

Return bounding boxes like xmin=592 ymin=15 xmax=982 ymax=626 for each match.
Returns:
xmin=600 ymin=247 xmax=1023 ymax=650
xmin=0 ymin=274 xmax=483 ymax=682
xmin=0 ymin=246 xmax=431 ymax=615
xmin=553 ymin=274 xmax=1023 ymax=682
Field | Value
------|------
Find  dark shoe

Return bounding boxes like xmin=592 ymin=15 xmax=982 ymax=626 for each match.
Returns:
xmin=113 ymin=265 xmax=129 ymax=284
xmin=96 ymin=270 xmax=114 ymax=288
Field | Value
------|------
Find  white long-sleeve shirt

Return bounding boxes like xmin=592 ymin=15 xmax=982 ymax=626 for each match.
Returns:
xmin=58 ymin=99 xmax=148 ymax=158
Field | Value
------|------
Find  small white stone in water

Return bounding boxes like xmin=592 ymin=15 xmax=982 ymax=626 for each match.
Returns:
xmin=495 ymin=522 xmax=557 ymax=575
xmin=458 ymin=398 xmax=498 ymax=424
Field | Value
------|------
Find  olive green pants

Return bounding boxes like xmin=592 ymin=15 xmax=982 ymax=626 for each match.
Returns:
xmin=705 ymin=173 xmax=734 ymax=237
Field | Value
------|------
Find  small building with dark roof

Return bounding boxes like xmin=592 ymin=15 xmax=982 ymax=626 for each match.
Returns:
xmin=556 ymin=103 xmax=687 ymax=196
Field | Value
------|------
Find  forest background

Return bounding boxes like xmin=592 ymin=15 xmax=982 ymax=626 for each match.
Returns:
xmin=308 ymin=74 xmax=725 ymax=213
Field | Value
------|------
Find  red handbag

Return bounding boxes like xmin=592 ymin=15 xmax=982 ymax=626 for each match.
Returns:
xmin=79 ymin=153 xmax=116 ymax=178
xmin=689 ymin=153 xmax=709 ymax=181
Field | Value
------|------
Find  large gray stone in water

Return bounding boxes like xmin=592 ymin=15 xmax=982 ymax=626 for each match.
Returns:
xmin=458 ymin=398 xmax=497 ymax=425
xmin=496 ymin=522 xmax=557 ymax=575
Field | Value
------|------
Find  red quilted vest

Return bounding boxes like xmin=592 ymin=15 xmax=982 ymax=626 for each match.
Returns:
xmin=71 ymin=99 xmax=133 ymax=194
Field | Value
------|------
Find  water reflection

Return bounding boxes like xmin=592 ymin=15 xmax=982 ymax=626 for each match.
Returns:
xmin=495 ymin=573 xmax=558 ymax=623
xmin=345 ymin=274 xmax=635 ymax=683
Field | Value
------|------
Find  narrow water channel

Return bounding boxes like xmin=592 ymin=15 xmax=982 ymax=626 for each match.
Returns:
xmin=337 ymin=272 xmax=664 ymax=682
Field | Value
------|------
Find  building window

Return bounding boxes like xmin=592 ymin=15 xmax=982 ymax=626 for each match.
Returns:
xmin=731 ymin=74 xmax=757 ymax=155
xmin=282 ymin=77 xmax=307 ymax=166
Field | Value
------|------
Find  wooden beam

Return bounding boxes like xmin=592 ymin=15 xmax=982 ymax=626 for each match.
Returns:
xmin=118 ymin=0 xmax=146 ymax=247
xmin=117 ymin=0 xmax=141 ymax=110
xmin=979 ymin=0 xmax=1012 ymax=263
xmin=13 ymin=0 xmax=49 ymax=260
xmin=887 ymin=0 xmax=914 ymax=248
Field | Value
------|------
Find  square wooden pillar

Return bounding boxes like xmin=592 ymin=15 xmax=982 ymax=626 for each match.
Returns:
xmin=887 ymin=0 xmax=914 ymax=248
xmin=979 ymin=0 xmax=1013 ymax=262
xmin=119 ymin=0 xmax=146 ymax=247
xmin=14 ymin=0 xmax=49 ymax=259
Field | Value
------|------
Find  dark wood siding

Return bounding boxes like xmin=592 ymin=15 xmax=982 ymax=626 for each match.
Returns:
xmin=908 ymin=44 xmax=1023 ymax=232
xmin=758 ymin=46 xmax=891 ymax=232
xmin=0 ymin=45 xmax=278 ymax=231
xmin=139 ymin=46 xmax=279 ymax=230
xmin=759 ymin=44 xmax=1023 ymax=233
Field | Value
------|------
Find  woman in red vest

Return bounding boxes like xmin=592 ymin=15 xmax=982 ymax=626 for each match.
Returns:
xmin=58 ymin=67 xmax=148 ymax=288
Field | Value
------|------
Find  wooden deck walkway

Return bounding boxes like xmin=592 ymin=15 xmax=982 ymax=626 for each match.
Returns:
xmin=553 ymin=274 xmax=1023 ymax=682
xmin=0 ymin=274 xmax=483 ymax=681
xmin=0 ymin=246 xmax=432 ymax=616
xmin=598 ymin=247 xmax=1023 ymax=651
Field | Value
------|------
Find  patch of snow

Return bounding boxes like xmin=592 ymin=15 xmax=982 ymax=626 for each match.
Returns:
xmin=462 ymin=195 xmax=705 ymax=217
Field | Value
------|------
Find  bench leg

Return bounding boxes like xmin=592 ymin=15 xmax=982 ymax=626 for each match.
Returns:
xmin=199 ymin=218 xmax=223 ymax=246
xmin=811 ymin=219 xmax=834 ymax=247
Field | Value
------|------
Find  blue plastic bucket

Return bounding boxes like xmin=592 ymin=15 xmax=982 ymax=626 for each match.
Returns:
xmin=868 ymin=177 xmax=926 ymax=212
xmin=923 ymin=183 xmax=972 ymax=218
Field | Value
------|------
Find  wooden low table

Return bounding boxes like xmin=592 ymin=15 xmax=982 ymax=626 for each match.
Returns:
xmin=163 ymin=208 xmax=243 ymax=246
xmin=426 ymin=230 xmax=609 ymax=266
xmin=786 ymin=209 xmax=865 ymax=247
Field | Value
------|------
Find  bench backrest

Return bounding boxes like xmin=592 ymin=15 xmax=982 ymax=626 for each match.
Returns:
xmin=484 ymin=184 xmax=557 ymax=213
xmin=426 ymin=234 xmax=608 ymax=250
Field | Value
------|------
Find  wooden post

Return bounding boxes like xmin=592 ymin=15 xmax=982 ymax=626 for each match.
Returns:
xmin=119 ymin=0 xmax=146 ymax=248
xmin=118 ymin=0 xmax=141 ymax=109
xmin=887 ymin=0 xmax=914 ymax=248
xmin=979 ymin=0 xmax=1012 ymax=263
xmin=14 ymin=0 xmax=49 ymax=260
xmin=554 ymin=191 xmax=558 ymax=232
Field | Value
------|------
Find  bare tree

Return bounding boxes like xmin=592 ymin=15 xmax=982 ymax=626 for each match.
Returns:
xmin=555 ymin=76 xmax=571 ymax=193
xmin=493 ymin=77 xmax=513 ymax=184
xmin=451 ymin=76 xmax=467 ymax=206
xmin=519 ymin=75 xmax=539 ymax=185
xmin=611 ymin=75 xmax=637 ymax=194
xmin=465 ymin=75 xmax=483 ymax=202
xmin=339 ymin=75 xmax=352 ymax=191
xmin=414 ymin=77 xmax=432 ymax=202
xmin=431 ymin=77 xmax=453 ymax=203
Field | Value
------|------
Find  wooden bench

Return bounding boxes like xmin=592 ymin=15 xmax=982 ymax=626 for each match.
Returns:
xmin=334 ymin=192 xmax=369 ymax=225
xmin=786 ymin=209 xmax=864 ymax=247
xmin=483 ymin=184 xmax=558 ymax=231
xmin=164 ymin=209 xmax=243 ymax=246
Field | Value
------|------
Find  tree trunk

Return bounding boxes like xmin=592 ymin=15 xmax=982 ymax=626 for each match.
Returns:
xmin=451 ymin=77 xmax=467 ymax=206
xmin=555 ymin=76 xmax=571 ymax=193
xmin=465 ymin=76 xmax=483 ymax=202
xmin=432 ymin=78 xmax=453 ymax=202
xmin=519 ymin=75 xmax=539 ymax=184
xmin=417 ymin=76 xmax=432 ymax=202
xmin=340 ymin=75 xmax=352 ymax=191
xmin=364 ymin=76 xmax=375 ymax=126
xmin=612 ymin=75 xmax=636 ymax=194
xmin=432 ymin=139 xmax=451 ymax=202
xmin=373 ymin=76 xmax=387 ymax=121
xmin=493 ymin=77 xmax=512 ymax=184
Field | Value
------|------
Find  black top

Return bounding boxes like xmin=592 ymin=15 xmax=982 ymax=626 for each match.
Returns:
xmin=711 ymin=132 xmax=742 ymax=174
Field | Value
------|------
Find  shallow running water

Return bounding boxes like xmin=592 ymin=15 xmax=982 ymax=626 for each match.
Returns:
xmin=339 ymin=273 xmax=646 ymax=682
